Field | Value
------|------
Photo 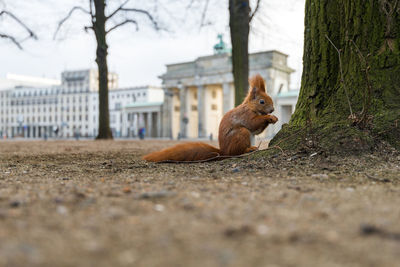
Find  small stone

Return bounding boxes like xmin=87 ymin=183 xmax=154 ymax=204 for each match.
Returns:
xmin=360 ymin=224 xmax=380 ymax=235
xmin=54 ymin=197 xmax=64 ymax=204
xmin=138 ymin=190 xmax=176 ymax=200
xmin=232 ymin=168 xmax=240 ymax=173
xmin=122 ymin=186 xmax=132 ymax=193
xmin=154 ymin=204 xmax=165 ymax=212
xmin=311 ymin=174 xmax=329 ymax=180
xmin=190 ymin=192 xmax=200 ymax=198
xmin=346 ymin=187 xmax=355 ymax=192
xmin=107 ymin=207 xmax=126 ymax=219
xmin=224 ymin=225 xmax=253 ymax=237
xmin=9 ymin=200 xmax=21 ymax=208
xmin=56 ymin=205 xmax=68 ymax=215
xmin=256 ymin=224 xmax=269 ymax=235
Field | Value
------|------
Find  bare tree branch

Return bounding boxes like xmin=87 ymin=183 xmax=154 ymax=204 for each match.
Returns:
xmin=84 ymin=25 xmax=94 ymax=33
xmin=0 ymin=10 xmax=37 ymax=40
xmin=249 ymin=0 xmax=261 ymax=22
xmin=200 ymin=0 xmax=210 ymax=27
xmin=107 ymin=7 xmax=159 ymax=30
xmin=186 ymin=0 xmax=196 ymax=9
xmin=53 ymin=6 xmax=91 ymax=39
xmin=106 ymin=0 xmax=130 ymax=20
xmin=89 ymin=0 xmax=94 ymax=18
xmin=107 ymin=19 xmax=138 ymax=34
xmin=0 ymin=32 xmax=22 ymax=49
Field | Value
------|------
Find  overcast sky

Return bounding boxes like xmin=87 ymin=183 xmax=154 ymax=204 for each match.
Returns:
xmin=0 ymin=0 xmax=305 ymax=88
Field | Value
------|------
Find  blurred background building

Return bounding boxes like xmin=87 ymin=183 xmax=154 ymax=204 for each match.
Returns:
xmin=0 ymin=38 xmax=299 ymax=140
xmin=0 ymin=70 xmax=163 ymax=139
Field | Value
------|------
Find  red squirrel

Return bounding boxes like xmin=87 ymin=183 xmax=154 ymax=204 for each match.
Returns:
xmin=143 ymin=74 xmax=278 ymax=162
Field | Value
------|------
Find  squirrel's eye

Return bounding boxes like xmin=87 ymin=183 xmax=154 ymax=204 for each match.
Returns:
xmin=259 ymin=99 xmax=265 ymax=105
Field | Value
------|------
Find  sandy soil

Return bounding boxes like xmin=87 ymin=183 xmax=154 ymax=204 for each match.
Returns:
xmin=0 ymin=140 xmax=399 ymax=267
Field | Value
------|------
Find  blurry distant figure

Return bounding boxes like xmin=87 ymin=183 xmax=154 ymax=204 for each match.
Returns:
xmin=177 ymin=132 xmax=182 ymax=140
xmin=53 ymin=126 xmax=59 ymax=137
xmin=74 ymin=130 xmax=80 ymax=141
xmin=44 ymin=132 xmax=48 ymax=141
xmin=209 ymin=133 xmax=213 ymax=141
xmin=139 ymin=128 xmax=146 ymax=140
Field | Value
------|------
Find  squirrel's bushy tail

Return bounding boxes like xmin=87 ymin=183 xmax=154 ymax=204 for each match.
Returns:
xmin=143 ymin=142 xmax=220 ymax=162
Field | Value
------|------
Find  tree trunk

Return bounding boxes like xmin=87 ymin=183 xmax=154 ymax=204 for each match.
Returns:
xmin=94 ymin=0 xmax=113 ymax=139
xmin=271 ymin=0 xmax=400 ymax=153
xmin=229 ymin=0 xmax=250 ymax=106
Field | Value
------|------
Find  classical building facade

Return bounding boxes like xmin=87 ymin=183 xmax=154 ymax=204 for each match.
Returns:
xmin=160 ymin=50 xmax=298 ymax=140
xmin=0 ymin=70 xmax=163 ymax=139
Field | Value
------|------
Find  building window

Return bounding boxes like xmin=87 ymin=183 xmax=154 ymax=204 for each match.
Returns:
xmin=211 ymin=104 xmax=218 ymax=110
xmin=212 ymin=90 xmax=217 ymax=99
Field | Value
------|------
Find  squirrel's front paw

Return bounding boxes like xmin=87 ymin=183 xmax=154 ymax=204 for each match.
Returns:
xmin=266 ymin=115 xmax=278 ymax=124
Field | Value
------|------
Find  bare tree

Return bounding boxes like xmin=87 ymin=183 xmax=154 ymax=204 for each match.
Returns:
xmin=0 ymin=7 xmax=37 ymax=49
xmin=54 ymin=0 xmax=160 ymax=139
xmin=229 ymin=0 xmax=261 ymax=106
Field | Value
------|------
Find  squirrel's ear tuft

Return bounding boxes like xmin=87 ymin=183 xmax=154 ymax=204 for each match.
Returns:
xmin=249 ymin=74 xmax=266 ymax=93
xmin=250 ymin=87 xmax=257 ymax=99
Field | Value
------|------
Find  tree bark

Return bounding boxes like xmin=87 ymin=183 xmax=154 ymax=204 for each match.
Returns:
xmin=229 ymin=0 xmax=250 ymax=106
xmin=93 ymin=0 xmax=113 ymax=139
xmin=271 ymin=0 xmax=400 ymax=152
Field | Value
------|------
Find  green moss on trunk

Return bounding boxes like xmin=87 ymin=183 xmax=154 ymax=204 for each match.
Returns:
xmin=270 ymin=0 xmax=400 ymax=153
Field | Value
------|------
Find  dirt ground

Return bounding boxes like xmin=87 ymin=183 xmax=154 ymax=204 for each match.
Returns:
xmin=0 ymin=140 xmax=399 ymax=267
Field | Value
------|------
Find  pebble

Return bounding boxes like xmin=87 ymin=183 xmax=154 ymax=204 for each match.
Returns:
xmin=138 ymin=190 xmax=176 ymax=200
xmin=311 ymin=174 xmax=329 ymax=180
xmin=256 ymin=224 xmax=269 ymax=235
xmin=154 ymin=204 xmax=165 ymax=212
xmin=190 ymin=192 xmax=200 ymax=198
xmin=9 ymin=200 xmax=21 ymax=208
xmin=56 ymin=205 xmax=68 ymax=215
xmin=122 ymin=186 xmax=132 ymax=193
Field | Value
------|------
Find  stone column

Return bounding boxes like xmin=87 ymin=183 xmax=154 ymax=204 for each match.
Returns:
xmin=136 ymin=113 xmax=141 ymax=136
xmin=157 ymin=111 xmax=161 ymax=138
xmin=223 ymin=82 xmax=234 ymax=114
xmin=197 ymin=85 xmax=207 ymax=138
xmin=121 ymin=112 xmax=127 ymax=137
xmin=179 ymin=85 xmax=188 ymax=138
xmin=162 ymin=88 xmax=175 ymax=138
xmin=147 ymin=112 xmax=153 ymax=138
